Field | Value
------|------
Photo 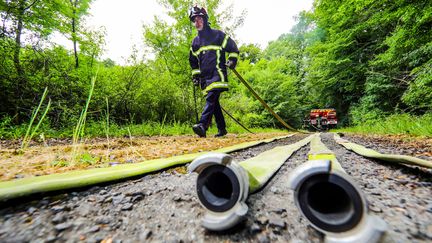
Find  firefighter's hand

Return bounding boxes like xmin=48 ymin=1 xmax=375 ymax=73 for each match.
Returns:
xmin=226 ymin=60 xmax=236 ymax=69
xmin=192 ymin=77 xmax=200 ymax=86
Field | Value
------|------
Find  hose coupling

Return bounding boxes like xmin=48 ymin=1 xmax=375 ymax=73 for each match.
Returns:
xmin=188 ymin=153 xmax=249 ymax=231
xmin=288 ymin=160 xmax=387 ymax=242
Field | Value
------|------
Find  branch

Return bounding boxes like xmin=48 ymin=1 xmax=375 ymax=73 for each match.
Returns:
xmin=366 ymin=70 xmax=410 ymax=85
xmin=24 ymin=0 xmax=40 ymax=11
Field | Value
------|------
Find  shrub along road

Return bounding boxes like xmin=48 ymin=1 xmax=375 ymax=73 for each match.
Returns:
xmin=0 ymin=133 xmax=431 ymax=242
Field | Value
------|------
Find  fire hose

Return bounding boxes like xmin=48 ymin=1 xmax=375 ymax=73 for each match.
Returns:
xmin=188 ymin=134 xmax=314 ymax=231
xmin=334 ymin=133 xmax=432 ymax=169
xmin=232 ymin=69 xmax=298 ymax=132
xmin=288 ymin=134 xmax=387 ymax=242
xmin=221 ymin=106 xmax=254 ymax=134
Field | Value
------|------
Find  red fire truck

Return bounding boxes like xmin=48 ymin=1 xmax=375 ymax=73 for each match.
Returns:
xmin=304 ymin=108 xmax=338 ymax=131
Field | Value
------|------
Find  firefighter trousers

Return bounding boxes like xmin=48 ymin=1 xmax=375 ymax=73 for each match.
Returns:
xmin=199 ymin=90 xmax=226 ymax=131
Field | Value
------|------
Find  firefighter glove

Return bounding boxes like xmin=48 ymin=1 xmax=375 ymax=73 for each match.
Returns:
xmin=226 ymin=59 xmax=236 ymax=69
xmin=193 ymin=77 xmax=200 ymax=86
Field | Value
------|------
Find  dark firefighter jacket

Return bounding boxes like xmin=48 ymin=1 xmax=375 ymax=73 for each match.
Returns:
xmin=189 ymin=26 xmax=239 ymax=93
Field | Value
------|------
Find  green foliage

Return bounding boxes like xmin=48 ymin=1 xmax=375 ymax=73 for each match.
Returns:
xmin=239 ymin=44 xmax=262 ymax=64
xmin=51 ymin=160 xmax=69 ymax=167
xmin=1 ymin=0 xmax=431 ymax=139
xmin=21 ymin=87 xmax=51 ymax=149
xmin=308 ymin=0 xmax=432 ymax=124
xmin=0 ymin=116 xmax=26 ymax=139
xmin=72 ymin=70 xmax=97 ymax=144
xmin=77 ymin=152 xmax=98 ymax=165
xmin=337 ymin=113 xmax=432 ymax=137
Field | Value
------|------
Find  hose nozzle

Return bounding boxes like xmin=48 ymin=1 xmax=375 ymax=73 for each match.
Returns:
xmin=188 ymin=153 xmax=249 ymax=231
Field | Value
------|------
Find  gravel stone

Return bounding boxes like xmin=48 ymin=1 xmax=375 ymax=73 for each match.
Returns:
xmin=27 ymin=207 xmax=37 ymax=215
xmin=112 ymin=194 xmax=125 ymax=205
xmin=256 ymin=233 xmax=270 ymax=243
xmin=50 ymin=205 xmax=65 ymax=213
xmin=51 ymin=213 xmax=66 ymax=224
xmin=121 ymin=203 xmax=133 ymax=211
xmin=273 ymin=208 xmax=287 ymax=215
xmin=268 ymin=218 xmax=286 ymax=229
xmin=139 ymin=229 xmax=152 ymax=241
xmin=132 ymin=195 xmax=144 ymax=202
xmin=95 ymin=216 xmax=111 ymax=225
xmin=87 ymin=226 xmax=100 ymax=233
xmin=256 ymin=216 xmax=269 ymax=225
xmin=77 ymin=204 xmax=92 ymax=216
xmin=249 ymin=223 xmax=262 ymax=234
xmin=45 ymin=235 xmax=57 ymax=243
xmin=54 ymin=222 xmax=71 ymax=231
xmin=99 ymin=189 xmax=108 ymax=195
xmin=270 ymin=186 xmax=280 ymax=194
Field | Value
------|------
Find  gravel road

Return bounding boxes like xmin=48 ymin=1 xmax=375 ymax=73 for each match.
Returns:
xmin=0 ymin=133 xmax=431 ymax=243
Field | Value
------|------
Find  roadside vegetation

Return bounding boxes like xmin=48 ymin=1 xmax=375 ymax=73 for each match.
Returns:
xmin=0 ymin=118 xmax=284 ymax=140
xmin=1 ymin=1 xmax=431 ymax=143
xmin=336 ymin=113 xmax=432 ymax=137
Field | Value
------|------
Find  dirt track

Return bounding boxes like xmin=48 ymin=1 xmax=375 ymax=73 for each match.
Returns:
xmin=0 ymin=133 xmax=431 ymax=242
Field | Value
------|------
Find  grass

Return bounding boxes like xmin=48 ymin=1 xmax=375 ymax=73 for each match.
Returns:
xmin=3 ymin=113 xmax=431 ymax=141
xmin=72 ymin=72 xmax=97 ymax=145
xmin=21 ymin=87 xmax=51 ymax=150
xmin=336 ymin=113 xmax=432 ymax=137
xmin=104 ymin=97 xmax=110 ymax=161
xmin=0 ymin=119 xmax=287 ymax=140
xmin=71 ymin=70 xmax=97 ymax=164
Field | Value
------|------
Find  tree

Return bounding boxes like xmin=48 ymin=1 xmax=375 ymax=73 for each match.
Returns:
xmin=0 ymin=0 xmax=64 ymax=120
xmin=57 ymin=0 xmax=93 ymax=68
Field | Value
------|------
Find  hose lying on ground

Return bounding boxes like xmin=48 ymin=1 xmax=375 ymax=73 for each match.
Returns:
xmin=188 ymin=134 xmax=314 ymax=231
xmin=0 ymin=134 xmax=293 ymax=202
xmin=288 ymin=134 xmax=387 ymax=243
xmin=334 ymin=133 xmax=432 ymax=169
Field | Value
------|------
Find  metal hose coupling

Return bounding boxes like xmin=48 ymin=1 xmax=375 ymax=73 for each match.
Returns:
xmin=288 ymin=160 xmax=387 ymax=243
xmin=188 ymin=153 xmax=249 ymax=231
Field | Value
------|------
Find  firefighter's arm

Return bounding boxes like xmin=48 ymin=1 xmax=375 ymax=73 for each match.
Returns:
xmin=223 ymin=36 xmax=239 ymax=69
xmin=189 ymin=47 xmax=201 ymax=85
xmin=189 ymin=46 xmax=200 ymax=77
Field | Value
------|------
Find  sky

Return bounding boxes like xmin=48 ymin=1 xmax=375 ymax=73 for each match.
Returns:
xmin=83 ymin=0 xmax=314 ymax=65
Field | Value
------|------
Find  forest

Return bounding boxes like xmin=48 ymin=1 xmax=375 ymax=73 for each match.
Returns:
xmin=1 ymin=0 xmax=431 ymax=139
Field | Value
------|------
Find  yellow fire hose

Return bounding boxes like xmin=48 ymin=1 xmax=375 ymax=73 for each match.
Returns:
xmin=232 ymin=69 xmax=298 ymax=132
xmin=288 ymin=134 xmax=387 ymax=242
xmin=0 ymin=134 xmax=293 ymax=201
xmin=188 ymin=134 xmax=314 ymax=231
xmin=240 ymin=135 xmax=314 ymax=193
xmin=334 ymin=133 xmax=432 ymax=169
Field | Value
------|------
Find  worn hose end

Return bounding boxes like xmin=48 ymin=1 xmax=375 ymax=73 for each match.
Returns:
xmin=288 ymin=160 xmax=386 ymax=242
xmin=188 ymin=153 xmax=249 ymax=231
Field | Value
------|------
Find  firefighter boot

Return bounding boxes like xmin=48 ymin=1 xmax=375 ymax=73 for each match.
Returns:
xmin=193 ymin=124 xmax=206 ymax=138
xmin=214 ymin=129 xmax=227 ymax=137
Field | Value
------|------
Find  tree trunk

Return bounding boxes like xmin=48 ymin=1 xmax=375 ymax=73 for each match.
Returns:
xmin=13 ymin=0 xmax=26 ymax=121
xmin=14 ymin=0 xmax=25 ymax=79
xmin=71 ymin=0 xmax=79 ymax=68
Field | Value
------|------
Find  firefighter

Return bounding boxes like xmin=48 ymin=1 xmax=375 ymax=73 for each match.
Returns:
xmin=189 ymin=6 xmax=239 ymax=138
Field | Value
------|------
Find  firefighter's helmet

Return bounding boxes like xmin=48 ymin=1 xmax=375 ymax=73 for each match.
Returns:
xmin=189 ymin=6 xmax=208 ymax=22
